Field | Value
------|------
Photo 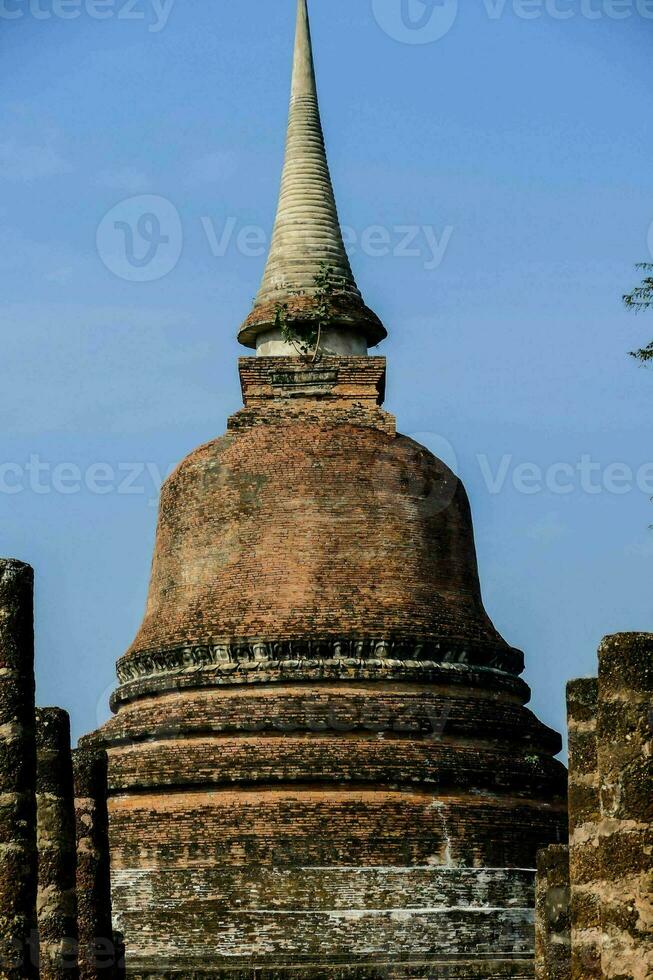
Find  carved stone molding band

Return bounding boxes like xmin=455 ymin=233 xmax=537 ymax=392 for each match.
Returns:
xmin=116 ymin=637 xmax=524 ymax=686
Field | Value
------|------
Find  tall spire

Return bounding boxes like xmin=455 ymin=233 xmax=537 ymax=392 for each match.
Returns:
xmin=238 ymin=0 xmax=386 ymax=354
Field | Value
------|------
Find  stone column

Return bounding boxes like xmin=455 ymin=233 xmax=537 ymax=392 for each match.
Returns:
xmin=72 ymin=747 xmax=114 ymax=980
xmin=566 ymin=678 xmax=601 ymax=979
xmin=36 ymin=708 xmax=79 ymax=978
xmin=535 ymin=844 xmax=571 ymax=980
xmin=0 ymin=559 xmax=38 ymax=980
xmin=597 ymin=632 xmax=653 ymax=980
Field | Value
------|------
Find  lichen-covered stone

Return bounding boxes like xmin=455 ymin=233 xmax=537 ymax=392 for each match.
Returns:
xmin=535 ymin=845 xmax=570 ymax=980
xmin=566 ymin=678 xmax=601 ymax=979
xmin=72 ymin=747 xmax=114 ymax=980
xmin=597 ymin=632 xmax=653 ymax=980
xmin=36 ymin=708 xmax=79 ymax=979
xmin=538 ymin=635 xmax=653 ymax=980
xmin=0 ymin=559 xmax=38 ymax=980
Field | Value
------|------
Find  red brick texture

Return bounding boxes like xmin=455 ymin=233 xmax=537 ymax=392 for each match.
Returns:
xmin=94 ymin=355 xmax=567 ymax=977
xmin=121 ymin=359 xmax=518 ymax=685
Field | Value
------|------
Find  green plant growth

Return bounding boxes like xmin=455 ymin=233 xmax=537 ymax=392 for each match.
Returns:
xmin=623 ymin=263 xmax=653 ymax=362
xmin=274 ymin=262 xmax=339 ymax=360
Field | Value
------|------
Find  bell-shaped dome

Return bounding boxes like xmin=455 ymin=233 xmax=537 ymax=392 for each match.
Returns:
xmin=116 ymin=357 xmax=522 ymax=695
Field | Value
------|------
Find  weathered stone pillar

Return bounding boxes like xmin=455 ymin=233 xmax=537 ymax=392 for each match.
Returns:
xmin=535 ymin=844 xmax=571 ymax=980
xmin=0 ymin=559 xmax=38 ymax=980
xmin=566 ymin=678 xmax=601 ymax=979
xmin=597 ymin=632 xmax=653 ymax=980
xmin=36 ymin=708 xmax=78 ymax=979
xmin=72 ymin=747 xmax=114 ymax=980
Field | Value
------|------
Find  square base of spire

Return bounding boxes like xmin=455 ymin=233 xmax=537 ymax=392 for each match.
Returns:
xmin=228 ymin=356 xmax=395 ymax=434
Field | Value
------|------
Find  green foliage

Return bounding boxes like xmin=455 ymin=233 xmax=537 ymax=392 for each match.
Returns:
xmin=274 ymin=262 xmax=338 ymax=358
xmin=631 ymin=341 xmax=653 ymax=363
xmin=623 ymin=263 xmax=653 ymax=362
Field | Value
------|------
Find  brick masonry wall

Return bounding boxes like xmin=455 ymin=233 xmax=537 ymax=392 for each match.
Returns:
xmin=36 ymin=708 xmax=79 ymax=979
xmin=566 ymin=679 xmax=601 ymax=979
xmin=101 ymin=684 xmax=560 ymax=751
xmin=106 ymin=786 xmax=565 ymax=872
xmin=597 ymin=633 xmax=653 ymax=980
xmin=72 ymin=748 xmax=115 ymax=980
xmin=534 ymin=845 xmax=570 ymax=980
xmin=535 ymin=632 xmax=653 ymax=980
xmin=120 ymin=358 xmax=521 ymax=684
xmin=0 ymin=560 xmax=38 ymax=980
xmin=96 ymin=355 xmax=568 ymax=976
xmin=123 ymin=421 xmax=510 ymax=664
xmin=99 ymin=671 xmax=567 ymax=975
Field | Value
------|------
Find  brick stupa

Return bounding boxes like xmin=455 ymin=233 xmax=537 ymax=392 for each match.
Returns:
xmin=90 ymin=2 xmax=568 ymax=975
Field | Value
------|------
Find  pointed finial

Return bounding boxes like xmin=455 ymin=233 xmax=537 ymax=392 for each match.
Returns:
xmin=292 ymin=0 xmax=317 ymax=100
xmin=238 ymin=0 xmax=386 ymax=355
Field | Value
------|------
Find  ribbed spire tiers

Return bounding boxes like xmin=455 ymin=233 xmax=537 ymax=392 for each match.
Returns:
xmin=238 ymin=0 xmax=386 ymax=355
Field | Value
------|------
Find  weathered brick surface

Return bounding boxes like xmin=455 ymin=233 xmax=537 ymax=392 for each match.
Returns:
xmin=124 ymin=966 xmax=536 ymax=980
xmin=0 ymin=559 xmax=38 ymax=980
xmin=239 ymin=293 xmax=386 ymax=350
xmin=534 ymin=845 xmax=570 ymax=980
xmin=101 ymin=685 xmax=561 ymax=753
xmin=565 ymin=679 xmax=601 ymax=979
xmin=95 ymin=356 xmax=567 ymax=976
xmin=231 ymin=356 xmax=394 ymax=434
xmin=110 ymin=864 xmax=539 ymax=974
xmin=112 ymin=658 xmax=529 ymax=710
xmin=112 ymin=905 xmax=535 ymax=973
xmin=107 ymin=789 xmax=565 ymax=872
xmin=107 ymin=734 xmax=565 ymax=799
xmin=72 ymin=748 xmax=115 ymax=980
xmin=36 ymin=708 xmax=79 ymax=979
xmin=597 ymin=633 xmax=653 ymax=980
xmin=111 ymin=865 xmax=536 ymax=913
xmin=121 ymin=408 xmax=520 ymax=682
xmin=534 ymin=634 xmax=653 ymax=980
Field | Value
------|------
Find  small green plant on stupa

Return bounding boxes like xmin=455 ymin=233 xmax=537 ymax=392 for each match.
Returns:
xmin=274 ymin=262 xmax=338 ymax=359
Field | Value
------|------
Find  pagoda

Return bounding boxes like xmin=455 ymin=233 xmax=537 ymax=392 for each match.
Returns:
xmin=91 ymin=2 xmax=567 ymax=975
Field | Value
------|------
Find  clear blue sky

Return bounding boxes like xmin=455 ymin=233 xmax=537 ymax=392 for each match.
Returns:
xmin=1 ymin=0 xmax=651 ymax=744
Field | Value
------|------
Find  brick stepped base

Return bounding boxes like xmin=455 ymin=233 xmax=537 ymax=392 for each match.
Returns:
xmin=111 ymin=867 xmax=536 ymax=976
xmin=127 ymin=965 xmax=534 ymax=980
xmin=111 ymin=866 xmax=536 ymax=913
xmin=107 ymin=789 xmax=565 ymax=872
xmin=127 ymin=962 xmax=535 ymax=980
